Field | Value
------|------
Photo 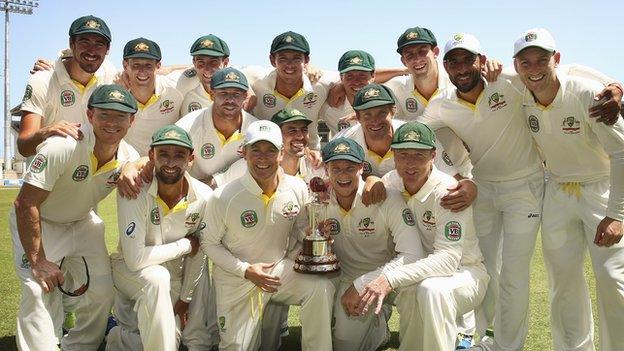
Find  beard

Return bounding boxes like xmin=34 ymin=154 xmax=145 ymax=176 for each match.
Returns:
xmin=155 ymin=168 xmax=184 ymax=185
xmin=452 ymin=71 xmax=481 ymax=93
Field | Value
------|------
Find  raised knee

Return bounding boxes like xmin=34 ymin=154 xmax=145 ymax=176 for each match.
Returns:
xmin=141 ymin=265 xmax=171 ymax=292
xmin=416 ymin=279 xmax=447 ymax=304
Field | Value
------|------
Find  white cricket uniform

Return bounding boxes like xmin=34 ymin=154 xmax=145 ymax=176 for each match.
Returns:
xmin=124 ymin=76 xmax=184 ymax=156
xmin=9 ymin=129 xmax=138 ymax=351
xmin=382 ymin=168 xmax=489 ymax=351
xmin=214 ymin=156 xmax=325 ymax=187
xmin=522 ymin=73 xmax=624 ymax=351
xmin=252 ymin=70 xmax=328 ymax=150
xmin=334 ymin=119 xmax=472 ymax=179
xmin=175 ymin=107 xmax=258 ymax=180
xmin=419 ymin=74 xmax=545 ymax=350
xmin=318 ymin=99 xmax=357 ymax=136
xmin=20 ymin=56 xmax=116 ymax=127
xmin=201 ymin=172 xmax=334 ymax=351
xmin=106 ymin=173 xmax=214 ymax=351
xmin=326 ymin=181 xmax=424 ymax=351
xmin=181 ymin=84 xmax=212 ymax=114
xmin=385 ymin=66 xmax=450 ymax=121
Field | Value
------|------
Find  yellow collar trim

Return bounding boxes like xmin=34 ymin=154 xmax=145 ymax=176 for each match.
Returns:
xmin=339 ymin=206 xmax=350 ymax=216
xmin=274 ymin=88 xmax=305 ymax=104
xmin=216 ymin=130 xmax=243 ymax=146
xmin=71 ymin=75 xmax=98 ymax=94
xmin=401 ymin=190 xmax=412 ymax=202
xmin=137 ymin=94 xmax=160 ymax=110
xmin=261 ymin=192 xmax=276 ymax=207
xmin=156 ymin=195 xmax=188 ymax=216
xmin=367 ymin=149 xmax=394 ymax=164
xmin=90 ymin=152 xmax=119 ymax=176
xmin=411 ymin=88 xmax=439 ymax=107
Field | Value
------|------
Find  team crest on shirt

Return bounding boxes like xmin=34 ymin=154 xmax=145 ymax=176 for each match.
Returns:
xmin=22 ymin=84 xmax=32 ymax=102
xmin=201 ymin=143 xmax=215 ymax=159
xmin=302 ymin=92 xmax=318 ymax=108
xmin=29 ymin=154 xmax=47 ymax=173
xmin=185 ymin=212 xmax=200 ymax=227
xmin=442 ymin=151 xmax=454 ymax=166
xmin=159 ymin=100 xmax=175 ymax=114
xmin=188 ymin=102 xmax=202 ymax=112
xmin=106 ymin=170 xmax=121 ymax=188
xmin=60 ymin=90 xmax=75 ymax=107
xmin=184 ymin=68 xmax=197 ymax=78
xmin=444 ymin=221 xmax=462 ymax=241
xmin=219 ymin=316 xmax=226 ymax=332
xmin=150 ymin=207 xmax=161 ymax=225
xmin=281 ymin=201 xmax=300 ymax=220
xmin=402 ymin=208 xmax=415 ymax=226
xmin=357 ymin=217 xmax=376 ymax=236
xmin=125 ymin=222 xmax=136 ymax=238
xmin=405 ymin=98 xmax=418 ymax=113
xmin=488 ymin=92 xmax=507 ymax=111
xmin=263 ymin=94 xmax=276 ymax=108
xmin=326 ymin=218 xmax=341 ymax=235
xmin=338 ymin=120 xmax=351 ymax=131
xmin=240 ymin=210 xmax=258 ymax=228
xmin=362 ymin=161 xmax=373 ymax=178
xmin=528 ymin=115 xmax=539 ymax=132
xmin=72 ymin=165 xmax=89 ymax=181
xmin=561 ymin=116 xmax=580 ymax=134
xmin=422 ymin=210 xmax=436 ymax=230
xmin=20 ymin=254 xmax=30 ymax=269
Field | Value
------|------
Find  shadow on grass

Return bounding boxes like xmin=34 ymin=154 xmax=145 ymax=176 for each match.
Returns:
xmin=279 ymin=327 xmax=400 ymax=350
xmin=0 ymin=335 xmax=16 ymax=351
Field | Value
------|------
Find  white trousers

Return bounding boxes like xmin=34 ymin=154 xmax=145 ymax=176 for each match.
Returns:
xmin=331 ymin=280 xmax=392 ymax=351
xmin=395 ymin=265 xmax=489 ymax=351
xmin=472 ymin=170 xmax=544 ymax=350
xmin=542 ymin=178 xmax=624 ymax=351
xmin=9 ymin=209 xmax=114 ymax=351
xmin=213 ymin=258 xmax=334 ymax=351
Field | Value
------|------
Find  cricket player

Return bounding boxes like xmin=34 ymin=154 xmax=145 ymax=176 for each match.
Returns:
xmin=176 ymin=67 xmax=258 ymax=188
xmin=18 ymin=15 xmax=116 ymax=157
xmin=202 ymin=120 xmax=334 ymax=351
xmin=107 ymin=125 xmax=212 ymax=351
xmin=363 ymin=121 xmax=488 ymax=351
xmin=215 ymin=108 xmax=324 ymax=186
xmin=252 ymin=31 xmax=327 ymax=150
xmin=319 ymin=137 xmax=424 ymax=351
xmin=513 ymin=28 xmax=624 ymax=351
xmin=10 ymin=84 xmax=139 ymax=351
xmin=121 ymin=38 xmax=183 ymax=156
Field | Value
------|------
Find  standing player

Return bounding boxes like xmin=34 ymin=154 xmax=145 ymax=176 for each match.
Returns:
xmin=10 ymin=84 xmax=138 ymax=350
xmin=252 ymin=31 xmax=327 ymax=150
xmin=354 ymin=121 xmax=488 ymax=351
xmin=201 ymin=120 xmax=334 ymax=351
xmin=121 ymin=38 xmax=183 ymax=156
xmin=18 ymin=15 xmax=116 ymax=157
xmin=320 ymin=137 xmax=424 ymax=350
xmin=107 ymin=125 xmax=211 ymax=351
xmin=514 ymin=28 xmax=624 ymax=351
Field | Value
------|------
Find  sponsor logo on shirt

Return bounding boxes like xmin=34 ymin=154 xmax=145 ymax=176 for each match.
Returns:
xmin=444 ymin=221 xmax=462 ymax=241
xmin=338 ymin=120 xmax=351 ymax=131
xmin=219 ymin=316 xmax=226 ymax=332
xmin=422 ymin=210 xmax=436 ymax=230
xmin=22 ymin=84 xmax=32 ymax=102
xmin=159 ymin=99 xmax=175 ymax=114
xmin=442 ymin=151 xmax=454 ymax=166
xmin=240 ymin=210 xmax=258 ymax=228
xmin=72 ymin=165 xmax=89 ymax=182
xmin=126 ymin=222 xmax=136 ymax=238
xmin=528 ymin=115 xmax=540 ymax=133
xmin=281 ymin=201 xmax=300 ymax=220
xmin=30 ymin=154 xmax=47 ymax=173
xmin=326 ymin=218 xmax=341 ymax=235
xmin=402 ymin=208 xmax=416 ymax=226
xmin=60 ymin=90 xmax=75 ymax=107
xmin=488 ymin=92 xmax=507 ymax=111
xmin=20 ymin=254 xmax=30 ymax=269
xmin=362 ymin=161 xmax=373 ymax=178
xmin=184 ymin=68 xmax=197 ymax=78
xmin=185 ymin=212 xmax=200 ymax=227
xmin=302 ymin=92 xmax=318 ymax=108
xmin=188 ymin=102 xmax=202 ymax=112
xmin=561 ymin=116 xmax=580 ymax=134
xmin=263 ymin=94 xmax=276 ymax=108
xmin=405 ymin=97 xmax=418 ymax=113
xmin=201 ymin=143 xmax=215 ymax=159
xmin=357 ymin=217 xmax=376 ymax=236
xmin=106 ymin=170 xmax=121 ymax=188
xmin=151 ymin=207 xmax=161 ymax=225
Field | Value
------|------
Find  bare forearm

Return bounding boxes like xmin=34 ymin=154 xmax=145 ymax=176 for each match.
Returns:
xmin=373 ymin=68 xmax=408 ymax=83
xmin=15 ymin=202 xmax=44 ymax=264
xmin=17 ymin=130 xmax=45 ymax=157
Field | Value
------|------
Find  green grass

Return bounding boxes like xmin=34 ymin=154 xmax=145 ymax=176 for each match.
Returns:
xmin=0 ymin=188 xmax=598 ymax=350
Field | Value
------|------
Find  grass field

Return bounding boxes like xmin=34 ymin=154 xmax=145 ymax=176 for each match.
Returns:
xmin=0 ymin=188 xmax=599 ymax=350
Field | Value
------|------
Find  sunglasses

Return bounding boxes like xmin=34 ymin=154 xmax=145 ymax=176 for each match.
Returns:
xmin=58 ymin=256 xmax=90 ymax=297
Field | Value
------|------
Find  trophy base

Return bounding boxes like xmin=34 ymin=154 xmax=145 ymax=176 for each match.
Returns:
xmin=293 ymin=239 xmax=340 ymax=274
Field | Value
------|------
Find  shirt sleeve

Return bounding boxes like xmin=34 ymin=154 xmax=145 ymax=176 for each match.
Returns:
xmin=179 ymin=253 xmax=207 ymax=302
xmin=563 ymin=64 xmax=616 ymax=86
xmin=384 ymin=194 xmax=474 ymax=289
xmin=353 ymin=192 xmax=425 ymax=293
xmin=116 ymin=192 xmax=192 ymax=272
xmin=20 ymin=72 xmax=50 ymax=117
xmin=419 ymin=97 xmax=447 ymax=130
xmin=286 ymin=185 xmax=310 ymax=260
xmin=213 ymin=158 xmax=247 ymax=187
xmin=201 ymin=192 xmax=250 ymax=278
xmin=23 ymin=136 xmax=74 ymax=191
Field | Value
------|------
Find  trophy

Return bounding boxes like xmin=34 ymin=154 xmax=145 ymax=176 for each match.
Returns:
xmin=294 ymin=177 xmax=340 ymax=274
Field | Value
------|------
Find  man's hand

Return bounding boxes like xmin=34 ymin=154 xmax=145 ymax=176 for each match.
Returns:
xmin=30 ymin=58 xmax=54 ymax=74
xmin=113 ymin=71 xmax=132 ymax=90
xmin=328 ymin=82 xmax=347 ymax=108
xmin=39 ymin=121 xmax=83 ymax=141
xmin=594 ymin=216 xmax=623 ymax=247
xmin=441 ymin=178 xmax=477 ymax=212
xmin=338 ymin=113 xmax=357 ymax=128
xmin=200 ymin=175 xmax=217 ymax=190
xmin=118 ymin=161 xmax=146 ymax=199
xmin=31 ymin=259 xmax=64 ymax=293
xmin=362 ymin=175 xmax=386 ymax=206
xmin=244 ymin=262 xmax=281 ymax=293
xmin=186 ymin=234 xmax=200 ymax=257
xmin=482 ymin=58 xmax=503 ymax=82
xmin=243 ymin=91 xmax=257 ymax=113
xmin=355 ymin=275 xmax=392 ymax=316
xmin=341 ymin=284 xmax=362 ymax=317
xmin=589 ymin=84 xmax=623 ymax=125
xmin=305 ymin=148 xmax=323 ymax=169
xmin=173 ymin=299 xmax=190 ymax=331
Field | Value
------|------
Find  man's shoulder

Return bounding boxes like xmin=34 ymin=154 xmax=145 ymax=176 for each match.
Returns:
xmin=176 ymin=107 xmax=207 ymax=130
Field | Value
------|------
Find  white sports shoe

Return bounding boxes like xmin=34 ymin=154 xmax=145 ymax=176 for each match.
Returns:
xmin=466 ymin=335 xmax=494 ymax=351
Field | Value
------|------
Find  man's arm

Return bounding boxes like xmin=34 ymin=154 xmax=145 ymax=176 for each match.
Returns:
xmin=14 ymin=183 xmax=62 ymax=293
xmin=18 ymin=112 xmax=82 ymax=157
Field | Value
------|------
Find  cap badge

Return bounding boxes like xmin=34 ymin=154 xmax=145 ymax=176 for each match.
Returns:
xmin=334 ymin=143 xmax=350 ymax=153
xmin=134 ymin=42 xmax=149 ymax=52
xmin=406 ymin=31 xmax=418 ymax=40
xmin=525 ymin=32 xmax=537 ymax=42
xmin=200 ymin=39 xmax=214 ymax=48
xmin=403 ymin=130 xmax=420 ymax=142
xmin=259 ymin=125 xmax=270 ymax=132
xmin=164 ymin=130 xmax=181 ymax=139
xmin=224 ymin=72 xmax=240 ymax=82
xmin=363 ymin=88 xmax=380 ymax=99
xmin=108 ymin=90 xmax=125 ymax=102
xmin=349 ymin=56 xmax=363 ymax=65
xmin=453 ymin=33 xmax=464 ymax=42
xmin=284 ymin=35 xmax=294 ymax=43
xmin=84 ymin=20 xmax=100 ymax=29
